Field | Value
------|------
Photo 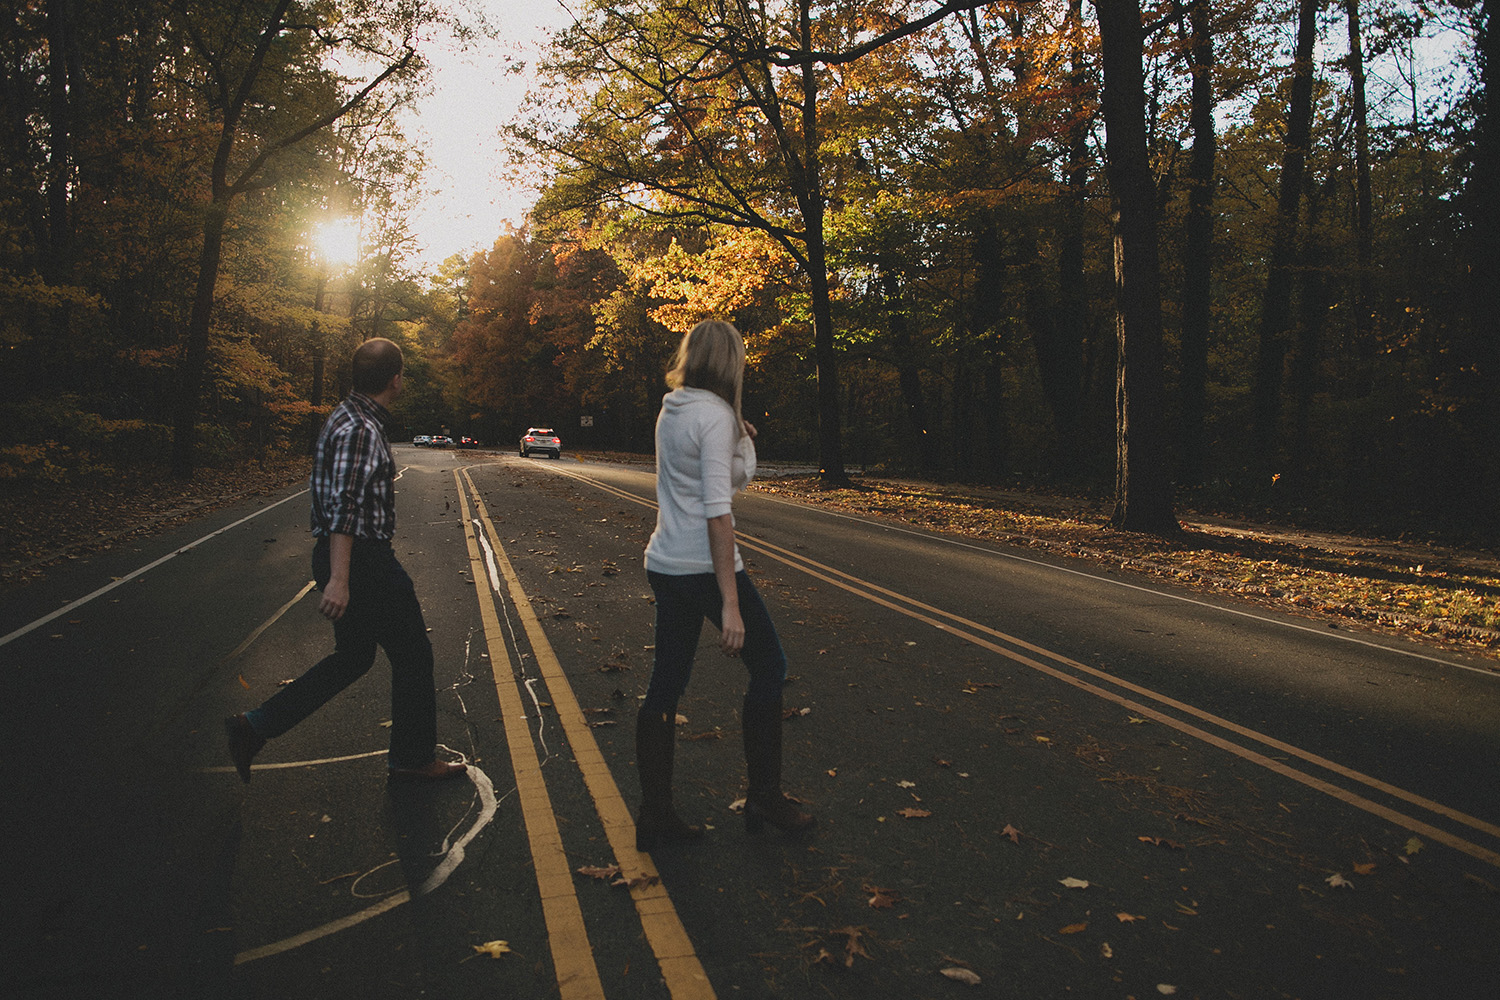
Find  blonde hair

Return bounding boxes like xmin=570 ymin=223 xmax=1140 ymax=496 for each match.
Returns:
xmin=666 ymin=320 xmax=745 ymax=433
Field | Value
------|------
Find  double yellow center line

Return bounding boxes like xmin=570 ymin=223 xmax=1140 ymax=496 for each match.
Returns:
xmin=454 ymin=469 xmax=715 ymax=1000
xmin=547 ymin=463 xmax=1500 ymax=872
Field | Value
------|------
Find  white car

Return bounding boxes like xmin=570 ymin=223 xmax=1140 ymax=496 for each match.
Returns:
xmin=519 ymin=427 xmax=562 ymax=459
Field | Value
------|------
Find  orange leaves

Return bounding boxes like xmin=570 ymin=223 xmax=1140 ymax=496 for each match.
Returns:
xmin=896 ymin=807 xmax=932 ymax=819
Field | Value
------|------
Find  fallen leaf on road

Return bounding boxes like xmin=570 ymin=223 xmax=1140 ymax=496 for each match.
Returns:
xmin=577 ymin=865 xmax=620 ymax=880
xmin=1059 ymin=922 xmax=1088 ymax=935
xmin=1100 ymin=942 xmax=1113 ymax=958
xmin=472 ymin=940 xmax=511 ymax=958
xmin=1116 ymin=912 xmax=1145 ymax=923
xmin=866 ymin=885 xmax=900 ymax=909
xmin=1059 ymin=877 xmax=1090 ymax=889
xmin=1405 ymin=837 xmax=1424 ymax=855
xmin=940 ymin=967 xmax=981 ymax=985
xmin=1326 ymin=873 xmax=1353 ymax=889
xmin=1157 ymin=986 xmax=1177 ymax=996
xmin=598 ymin=661 xmax=630 ymax=672
xmin=1034 ymin=735 xmax=1051 ymax=743
xmin=897 ymin=807 xmax=932 ymax=819
xmin=833 ymin=926 xmax=871 ymax=967
xmin=897 ymin=780 xmax=917 ymax=788
xmin=1128 ymin=716 xmax=1149 ymax=724
xmin=1353 ymin=862 xmax=1376 ymax=875
xmin=1138 ymin=835 xmax=1184 ymax=850
xmin=1001 ymin=824 xmax=1021 ymax=843
xmin=612 ymin=873 xmax=659 ymax=889
xmin=675 ymin=713 xmax=689 ymax=725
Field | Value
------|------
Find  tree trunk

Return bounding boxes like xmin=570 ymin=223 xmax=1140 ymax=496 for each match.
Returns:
xmin=1345 ymin=0 xmax=1374 ymax=396
xmin=797 ymin=2 xmax=844 ymax=484
xmin=882 ymin=269 xmax=934 ymax=472
xmin=1468 ymin=0 xmax=1500 ymax=528
xmin=1095 ymin=0 xmax=1177 ymax=533
xmin=171 ymin=200 xmax=228 ymax=478
xmin=1250 ymin=0 xmax=1321 ymax=475
xmin=43 ymin=0 xmax=74 ymax=283
xmin=1058 ymin=0 xmax=1092 ymax=476
xmin=1179 ymin=0 xmax=1216 ymax=485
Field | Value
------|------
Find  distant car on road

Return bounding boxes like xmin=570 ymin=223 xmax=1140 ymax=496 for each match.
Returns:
xmin=412 ymin=434 xmax=431 ymax=447
xmin=430 ymin=434 xmax=453 ymax=448
xmin=458 ymin=436 xmax=480 ymax=449
xmin=519 ymin=427 xmax=562 ymax=459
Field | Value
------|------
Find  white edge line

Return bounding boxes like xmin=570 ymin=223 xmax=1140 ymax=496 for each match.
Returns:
xmin=1 ymin=489 xmax=308 ymax=649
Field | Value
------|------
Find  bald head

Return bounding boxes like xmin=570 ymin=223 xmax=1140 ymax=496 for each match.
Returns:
xmin=351 ymin=337 xmax=403 ymax=396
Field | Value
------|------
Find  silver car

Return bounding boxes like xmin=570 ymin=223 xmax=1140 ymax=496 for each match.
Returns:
xmin=519 ymin=427 xmax=562 ymax=459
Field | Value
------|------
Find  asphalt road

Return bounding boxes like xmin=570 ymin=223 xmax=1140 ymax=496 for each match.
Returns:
xmin=2 ymin=446 xmax=1498 ymax=1000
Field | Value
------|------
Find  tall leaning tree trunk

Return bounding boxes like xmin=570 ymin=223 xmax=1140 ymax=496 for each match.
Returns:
xmin=1095 ymin=0 xmax=1177 ymax=533
xmin=1179 ymin=0 xmax=1216 ymax=485
xmin=1250 ymin=0 xmax=1321 ymax=479
xmin=797 ymin=2 xmax=845 ymax=483
xmin=1346 ymin=0 xmax=1374 ymax=396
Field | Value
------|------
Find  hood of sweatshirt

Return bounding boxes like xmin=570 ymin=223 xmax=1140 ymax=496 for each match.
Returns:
xmin=662 ymin=385 xmax=733 ymax=418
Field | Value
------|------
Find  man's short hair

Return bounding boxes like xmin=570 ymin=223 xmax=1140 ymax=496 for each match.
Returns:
xmin=351 ymin=338 xmax=403 ymax=395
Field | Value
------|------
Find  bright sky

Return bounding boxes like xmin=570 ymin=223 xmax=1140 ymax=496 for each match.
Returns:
xmin=404 ymin=1 xmax=575 ymax=271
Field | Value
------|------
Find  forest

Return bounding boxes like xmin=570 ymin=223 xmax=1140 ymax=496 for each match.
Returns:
xmin=2 ymin=0 xmax=1497 ymax=537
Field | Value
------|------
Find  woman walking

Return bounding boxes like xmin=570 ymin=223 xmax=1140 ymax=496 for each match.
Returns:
xmin=636 ymin=320 xmax=815 ymax=851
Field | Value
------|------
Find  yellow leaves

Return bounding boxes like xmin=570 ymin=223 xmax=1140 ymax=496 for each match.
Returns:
xmin=471 ymin=940 xmax=511 ymax=958
xmin=1059 ymin=877 xmax=1089 ymax=889
xmin=1405 ymin=837 xmax=1424 ymax=855
xmin=1058 ymin=922 xmax=1088 ymax=935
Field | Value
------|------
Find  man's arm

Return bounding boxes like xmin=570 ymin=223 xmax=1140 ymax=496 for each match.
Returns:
xmin=319 ymin=532 xmax=354 ymax=620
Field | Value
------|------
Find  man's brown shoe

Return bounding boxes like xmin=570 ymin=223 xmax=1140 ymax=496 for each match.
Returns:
xmin=388 ymin=759 xmax=467 ymax=782
xmin=225 ymin=713 xmax=266 ymax=784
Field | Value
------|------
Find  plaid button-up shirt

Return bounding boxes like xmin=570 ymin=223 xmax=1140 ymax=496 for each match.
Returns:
xmin=309 ymin=391 xmax=396 ymax=540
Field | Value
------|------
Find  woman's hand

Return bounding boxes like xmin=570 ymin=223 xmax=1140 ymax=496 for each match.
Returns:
xmin=719 ymin=604 xmax=745 ymax=655
xmin=742 ymin=419 xmax=758 ymax=439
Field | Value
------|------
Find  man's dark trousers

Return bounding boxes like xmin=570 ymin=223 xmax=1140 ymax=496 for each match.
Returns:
xmin=250 ymin=536 xmax=437 ymax=769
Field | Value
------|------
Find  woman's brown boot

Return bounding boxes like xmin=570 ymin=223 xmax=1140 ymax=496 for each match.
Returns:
xmin=741 ymin=695 xmax=814 ymax=834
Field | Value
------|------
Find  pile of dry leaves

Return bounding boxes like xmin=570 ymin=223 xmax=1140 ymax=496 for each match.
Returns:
xmin=0 ymin=456 xmax=310 ymax=585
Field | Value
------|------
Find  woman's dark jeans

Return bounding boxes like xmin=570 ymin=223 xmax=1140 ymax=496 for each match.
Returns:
xmin=246 ymin=537 xmax=437 ymax=770
xmin=644 ymin=569 xmax=787 ymax=713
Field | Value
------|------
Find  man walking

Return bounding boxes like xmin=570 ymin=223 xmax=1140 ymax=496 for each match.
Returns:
xmin=225 ymin=337 xmax=466 ymax=783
